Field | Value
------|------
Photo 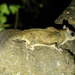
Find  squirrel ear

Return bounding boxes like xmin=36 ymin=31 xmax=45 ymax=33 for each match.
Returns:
xmin=63 ymin=25 xmax=67 ymax=29
xmin=66 ymin=27 xmax=70 ymax=32
xmin=63 ymin=25 xmax=69 ymax=32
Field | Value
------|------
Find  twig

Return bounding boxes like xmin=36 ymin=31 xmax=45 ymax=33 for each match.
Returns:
xmin=14 ymin=10 xmax=19 ymax=29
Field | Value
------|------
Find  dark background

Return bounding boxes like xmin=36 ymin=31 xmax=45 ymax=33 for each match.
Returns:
xmin=0 ymin=0 xmax=72 ymax=29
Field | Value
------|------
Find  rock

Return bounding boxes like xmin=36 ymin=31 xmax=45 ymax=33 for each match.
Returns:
xmin=55 ymin=0 xmax=75 ymax=27
xmin=0 ymin=30 xmax=74 ymax=75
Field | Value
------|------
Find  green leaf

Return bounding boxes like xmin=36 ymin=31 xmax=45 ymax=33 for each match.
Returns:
xmin=0 ymin=28 xmax=5 ymax=31
xmin=9 ymin=5 xmax=20 ymax=14
xmin=0 ymin=3 xmax=10 ymax=15
xmin=0 ymin=15 xmax=7 ymax=24
xmin=39 ymin=4 xmax=43 ymax=8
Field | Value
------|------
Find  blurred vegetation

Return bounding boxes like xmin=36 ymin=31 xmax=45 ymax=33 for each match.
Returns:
xmin=0 ymin=0 xmax=72 ymax=29
xmin=0 ymin=0 xmax=44 ymax=30
xmin=0 ymin=3 xmax=20 ymax=31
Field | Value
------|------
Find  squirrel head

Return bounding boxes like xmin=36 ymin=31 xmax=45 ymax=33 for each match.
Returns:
xmin=63 ymin=25 xmax=75 ymax=41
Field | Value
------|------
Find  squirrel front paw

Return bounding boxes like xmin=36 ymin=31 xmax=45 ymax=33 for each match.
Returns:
xmin=53 ymin=46 xmax=63 ymax=52
xmin=58 ymin=47 xmax=63 ymax=52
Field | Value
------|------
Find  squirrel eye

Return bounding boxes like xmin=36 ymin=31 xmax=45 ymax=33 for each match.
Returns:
xmin=71 ymin=32 xmax=74 ymax=36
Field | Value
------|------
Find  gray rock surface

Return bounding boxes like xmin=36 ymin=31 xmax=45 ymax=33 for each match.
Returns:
xmin=0 ymin=30 xmax=74 ymax=75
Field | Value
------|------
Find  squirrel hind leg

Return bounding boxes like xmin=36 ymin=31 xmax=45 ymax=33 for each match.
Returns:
xmin=25 ymin=43 xmax=34 ymax=51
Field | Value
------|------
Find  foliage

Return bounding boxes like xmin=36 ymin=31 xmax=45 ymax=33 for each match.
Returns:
xmin=0 ymin=3 xmax=20 ymax=31
xmin=21 ymin=0 xmax=44 ymax=15
xmin=9 ymin=5 xmax=20 ymax=14
xmin=0 ymin=1 xmax=44 ymax=30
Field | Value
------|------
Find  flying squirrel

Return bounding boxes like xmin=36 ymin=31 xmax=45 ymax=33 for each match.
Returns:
xmin=22 ymin=25 xmax=75 ymax=51
xmin=0 ymin=25 xmax=75 ymax=52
